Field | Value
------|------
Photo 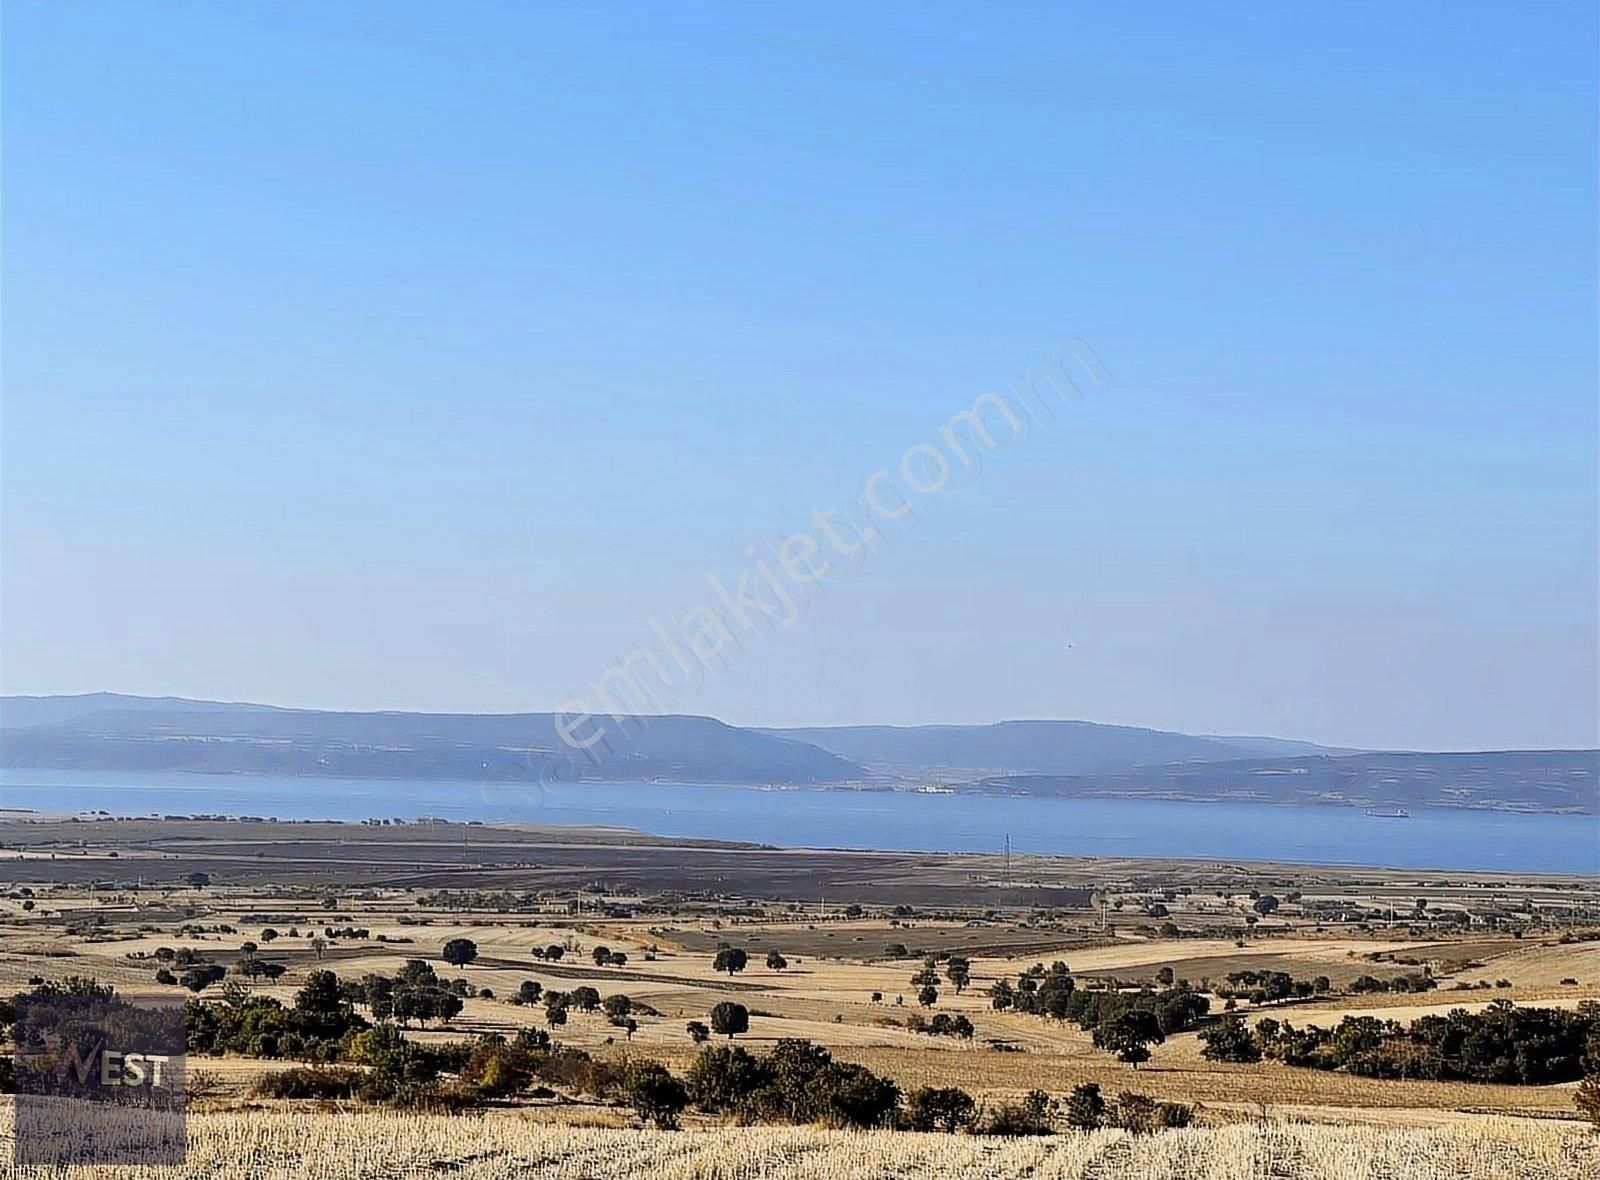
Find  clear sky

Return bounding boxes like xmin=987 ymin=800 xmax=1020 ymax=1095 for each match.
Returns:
xmin=3 ymin=2 xmax=1596 ymax=751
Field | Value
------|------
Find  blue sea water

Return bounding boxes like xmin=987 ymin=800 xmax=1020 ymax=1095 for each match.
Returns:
xmin=1 ymin=769 xmax=1595 ymax=873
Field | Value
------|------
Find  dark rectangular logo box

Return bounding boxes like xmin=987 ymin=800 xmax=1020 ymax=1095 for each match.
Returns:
xmin=12 ymin=986 xmax=187 ymax=1165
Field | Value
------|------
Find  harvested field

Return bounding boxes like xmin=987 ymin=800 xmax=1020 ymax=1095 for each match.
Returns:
xmin=2 ymin=1107 xmax=1595 ymax=1179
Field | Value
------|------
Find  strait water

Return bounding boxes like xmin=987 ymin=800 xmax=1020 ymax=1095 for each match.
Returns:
xmin=2 ymin=769 xmax=1595 ymax=873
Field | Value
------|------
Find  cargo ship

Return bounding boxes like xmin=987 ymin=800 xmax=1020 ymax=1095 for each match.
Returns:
xmin=1363 ymin=807 xmax=1411 ymax=818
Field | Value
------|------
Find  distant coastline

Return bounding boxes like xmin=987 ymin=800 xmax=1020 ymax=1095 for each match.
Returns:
xmin=2 ymin=768 xmax=1596 ymax=874
xmin=4 ymin=694 xmax=1596 ymax=816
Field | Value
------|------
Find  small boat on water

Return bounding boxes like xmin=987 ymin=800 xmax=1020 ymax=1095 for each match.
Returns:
xmin=1363 ymin=807 xmax=1411 ymax=818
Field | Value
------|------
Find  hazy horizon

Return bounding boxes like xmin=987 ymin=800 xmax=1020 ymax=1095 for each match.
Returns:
xmin=7 ymin=688 xmax=1600 ymax=755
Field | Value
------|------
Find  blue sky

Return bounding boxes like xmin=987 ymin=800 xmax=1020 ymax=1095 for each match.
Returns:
xmin=3 ymin=2 xmax=1595 ymax=750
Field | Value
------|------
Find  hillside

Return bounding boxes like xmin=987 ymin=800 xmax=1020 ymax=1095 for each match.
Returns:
xmin=3 ymin=696 xmax=1594 ymax=814
xmin=0 ymin=695 xmax=862 ymax=786
xmin=983 ymin=749 xmax=1600 ymax=814
xmin=759 ymin=720 xmax=1333 ymax=777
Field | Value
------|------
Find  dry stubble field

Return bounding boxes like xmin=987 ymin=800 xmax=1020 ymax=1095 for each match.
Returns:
xmin=1 ymin=819 xmax=1597 ymax=1176
xmin=1 ymin=1108 xmax=1597 ymax=1180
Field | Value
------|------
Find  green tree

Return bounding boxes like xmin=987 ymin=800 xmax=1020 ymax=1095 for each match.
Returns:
xmin=181 ymin=964 xmax=226 ymax=993
xmin=713 ymin=947 xmax=749 ymax=976
xmin=710 ymin=1000 xmax=749 ymax=1040
xmin=765 ymin=950 xmax=788 ymax=971
xmin=1093 ymin=1010 xmax=1165 ymax=1068
xmin=1198 ymin=1014 xmax=1262 ymax=1063
xmin=441 ymin=938 xmax=478 ymax=968
xmin=686 ymin=1020 xmax=711 ymax=1044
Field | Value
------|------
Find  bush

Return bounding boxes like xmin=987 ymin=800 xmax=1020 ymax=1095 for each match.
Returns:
xmin=623 ymin=1060 xmax=688 ymax=1129
xmin=685 ymin=1045 xmax=771 ymax=1112
xmin=685 ymin=1039 xmax=899 ymax=1128
xmin=905 ymin=1086 xmax=976 ymax=1132
xmin=810 ymin=1061 xmax=899 ymax=1128
xmin=534 ymin=1046 xmax=621 ymax=1097
xmin=1063 ymin=1083 xmax=1105 ymax=1130
xmin=461 ymin=1042 xmax=538 ymax=1097
xmin=1109 ymin=1091 xmax=1192 ymax=1133
xmin=1198 ymin=1014 xmax=1261 ymax=1063
xmin=980 ymin=1089 xmax=1054 ymax=1136
xmin=252 ymin=1066 xmax=362 ymax=1100
xmin=1577 ymin=1074 xmax=1600 ymax=1129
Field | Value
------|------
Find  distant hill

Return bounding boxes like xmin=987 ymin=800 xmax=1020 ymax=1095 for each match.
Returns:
xmin=980 ymin=750 xmax=1600 ymax=814
xmin=4 ymin=696 xmax=1593 ymax=814
xmin=757 ymin=720 xmax=1341 ymax=777
xmin=0 ymin=695 xmax=861 ymax=786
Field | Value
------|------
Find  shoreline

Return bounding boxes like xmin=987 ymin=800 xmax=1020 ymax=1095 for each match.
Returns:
xmin=3 ymin=764 xmax=1596 ymax=817
xmin=0 ymin=807 xmax=1595 ymax=882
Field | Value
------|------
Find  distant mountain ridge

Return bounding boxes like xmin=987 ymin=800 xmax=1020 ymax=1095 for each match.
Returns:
xmin=980 ymin=750 xmax=1599 ymax=814
xmin=2 ymin=694 xmax=1594 ymax=813
xmin=756 ymin=720 xmax=1344 ymax=778
xmin=0 ymin=695 xmax=859 ymax=786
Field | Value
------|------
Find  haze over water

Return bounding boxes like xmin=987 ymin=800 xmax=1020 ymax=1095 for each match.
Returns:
xmin=3 ymin=769 xmax=1594 ymax=874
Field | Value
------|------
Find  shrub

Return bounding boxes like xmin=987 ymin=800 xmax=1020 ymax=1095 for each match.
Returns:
xmin=534 ymin=1046 xmax=621 ymax=1097
xmin=686 ymin=1039 xmax=900 ymax=1129
xmin=811 ymin=1061 xmax=900 ymax=1128
xmin=623 ymin=1061 xmax=688 ymax=1129
xmin=905 ymin=1086 xmax=976 ymax=1132
xmin=1577 ymin=1074 xmax=1600 ymax=1129
xmin=1063 ymin=1083 xmax=1105 ymax=1130
xmin=685 ymin=1045 xmax=771 ymax=1112
xmin=462 ymin=1042 xmax=538 ymax=1097
xmin=980 ymin=1089 xmax=1054 ymax=1136
xmin=252 ymin=1066 xmax=362 ymax=1100
xmin=1199 ymin=1014 xmax=1262 ymax=1063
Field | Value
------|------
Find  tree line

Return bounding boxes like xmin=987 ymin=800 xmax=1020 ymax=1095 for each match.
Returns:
xmin=1200 ymin=999 xmax=1599 ymax=1086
